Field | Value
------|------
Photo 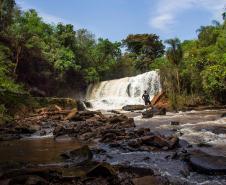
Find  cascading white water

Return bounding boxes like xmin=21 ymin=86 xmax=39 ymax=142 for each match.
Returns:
xmin=86 ymin=70 xmax=161 ymax=110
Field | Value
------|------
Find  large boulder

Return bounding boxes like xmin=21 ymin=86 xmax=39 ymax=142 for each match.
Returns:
xmin=189 ymin=150 xmax=226 ymax=174
xmin=122 ymin=105 xmax=145 ymax=111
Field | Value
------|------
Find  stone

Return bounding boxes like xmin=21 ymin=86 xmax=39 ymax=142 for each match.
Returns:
xmin=83 ymin=101 xmax=92 ymax=108
xmin=141 ymin=135 xmax=168 ymax=148
xmin=142 ymin=110 xmax=153 ymax=118
xmin=135 ymin=128 xmax=150 ymax=136
xmin=53 ymin=125 xmax=65 ymax=137
xmin=61 ymin=145 xmax=93 ymax=165
xmin=86 ymin=162 xmax=116 ymax=177
xmin=132 ymin=176 xmax=169 ymax=185
xmin=170 ymin=121 xmax=180 ymax=126
xmin=76 ymin=100 xmax=87 ymax=111
xmin=189 ymin=150 xmax=226 ymax=174
xmin=39 ymin=130 xmax=46 ymax=136
xmin=128 ymin=139 xmax=142 ymax=148
xmin=122 ymin=105 xmax=145 ymax=111
xmin=141 ymin=135 xmax=178 ymax=149
xmin=25 ymin=175 xmax=48 ymax=185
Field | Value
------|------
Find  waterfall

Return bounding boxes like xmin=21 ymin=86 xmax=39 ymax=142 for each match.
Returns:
xmin=86 ymin=70 xmax=161 ymax=110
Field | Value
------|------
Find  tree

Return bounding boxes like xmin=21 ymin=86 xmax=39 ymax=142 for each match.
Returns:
xmin=8 ymin=9 xmax=50 ymax=74
xmin=0 ymin=0 xmax=15 ymax=31
xmin=165 ymin=38 xmax=183 ymax=93
xmin=123 ymin=34 xmax=165 ymax=72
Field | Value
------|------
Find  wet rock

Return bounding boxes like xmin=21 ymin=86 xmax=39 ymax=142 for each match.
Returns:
xmin=141 ymin=135 xmax=168 ymax=147
xmin=5 ymin=175 xmax=48 ymax=185
xmin=77 ymin=100 xmax=87 ymax=111
xmin=155 ymin=108 xmax=166 ymax=115
xmin=132 ymin=175 xmax=169 ymax=185
xmin=142 ymin=110 xmax=153 ymax=118
xmin=135 ymin=128 xmax=150 ymax=136
xmin=39 ymin=130 xmax=46 ymax=136
xmin=128 ymin=139 xmax=142 ymax=148
xmin=83 ymin=101 xmax=92 ymax=108
xmin=108 ymin=110 xmax=121 ymax=114
xmin=61 ymin=145 xmax=93 ymax=165
xmin=180 ymin=166 xmax=190 ymax=177
xmin=14 ymin=124 xmax=37 ymax=134
xmin=179 ymin=139 xmax=192 ymax=148
xmin=25 ymin=175 xmax=48 ymax=185
xmin=86 ymin=162 xmax=116 ymax=177
xmin=141 ymin=135 xmax=178 ymax=149
xmin=117 ymin=165 xmax=154 ymax=176
xmin=70 ymin=110 xmax=103 ymax=121
xmin=189 ymin=150 xmax=226 ymax=174
xmin=197 ymin=142 xmax=212 ymax=147
xmin=0 ymin=134 xmax=21 ymax=141
xmin=53 ymin=125 xmax=65 ymax=137
xmin=122 ymin=105 xmax=145 ymax=111
xmin=170 ymin=121 xmax=180 ymax=126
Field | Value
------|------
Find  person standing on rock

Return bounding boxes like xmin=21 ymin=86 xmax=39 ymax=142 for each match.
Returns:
xmin=142 ymin=90 xmax=152 ymax=106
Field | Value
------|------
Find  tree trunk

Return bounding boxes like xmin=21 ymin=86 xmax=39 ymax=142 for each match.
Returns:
xmin=14 ymin=46 xmax=21 ymax=74
xmin=176 ymin=69 xmax=180 ymax=94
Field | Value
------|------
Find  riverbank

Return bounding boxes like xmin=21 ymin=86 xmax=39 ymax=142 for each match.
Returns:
xmin=0 ymin=98 xmax=226 ymax=184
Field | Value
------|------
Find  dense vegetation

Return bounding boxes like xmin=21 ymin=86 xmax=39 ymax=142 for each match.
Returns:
xmin=0 ymin=0 xmax=225 ymax=116
xmin=150 ymin=18 xmax=226 ymax=107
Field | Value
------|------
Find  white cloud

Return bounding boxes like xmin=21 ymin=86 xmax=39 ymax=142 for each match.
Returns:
xmin=149 ymin=0 xmax=226 ymax=31
xmin=16 ymin=0 xmax=80 ymax=27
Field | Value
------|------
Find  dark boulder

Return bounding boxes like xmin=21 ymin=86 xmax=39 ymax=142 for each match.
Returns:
xmin=122 ymin=105 xmax=145 ymax=111
xmin=141 ymin=135 xmax=178 ymax=149
xmin=77 ymin=100 xmax=87 ymax=111
xmin=189 ymin=150 xmax=226 ymax=175
xmin=142 ymin=110 xmax=153 ymax=118
xmin=61 ymin=145 xmax=93 ymax=165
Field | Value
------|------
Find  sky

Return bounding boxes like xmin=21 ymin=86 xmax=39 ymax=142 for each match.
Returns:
xmin=16 ymin=0 xmax=226 ymax=42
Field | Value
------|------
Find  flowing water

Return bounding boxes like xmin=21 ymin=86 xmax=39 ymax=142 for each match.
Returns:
xmin=86 ymin=70 xmax=161 ymax=110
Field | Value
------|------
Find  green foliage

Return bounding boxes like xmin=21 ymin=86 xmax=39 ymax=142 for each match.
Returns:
xmin=165 ymin=38 xmax=183 ymax=66
xmin=84 ymin=67 xmax=100 ymax=83
xmin=0 ymin=44 xmax=22 ymax=92
xmin=123 ymin=34 xmax=165 ymax=72
xmin=201 ymin=65 xmax=226 ymax=99
xmin=0 ymin=0 xmax=15 ymax=31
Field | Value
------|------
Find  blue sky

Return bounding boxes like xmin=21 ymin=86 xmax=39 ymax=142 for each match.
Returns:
xmin=16 ymin=0 xmax=225 ymax=42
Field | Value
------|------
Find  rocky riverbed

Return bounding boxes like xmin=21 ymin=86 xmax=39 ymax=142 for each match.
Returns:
xmin=0 ymin=105 xmax=226 ymax=185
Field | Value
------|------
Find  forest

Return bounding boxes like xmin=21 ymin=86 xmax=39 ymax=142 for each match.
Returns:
xmin=0 ymin=0 xmax=226 ymax=113
xmin=1 ymin=1 xmax=226 ymax=184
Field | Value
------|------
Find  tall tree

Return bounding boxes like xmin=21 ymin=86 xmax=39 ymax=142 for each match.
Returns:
xmin=165 ymin=38 xmax=183 ymax=92
xmin=123 ymin=34 xmax=164 ymax=72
